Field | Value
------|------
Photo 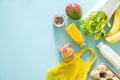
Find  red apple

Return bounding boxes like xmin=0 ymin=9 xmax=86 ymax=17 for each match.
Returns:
xmin=66 ymin=3 xmax=82 ymax=20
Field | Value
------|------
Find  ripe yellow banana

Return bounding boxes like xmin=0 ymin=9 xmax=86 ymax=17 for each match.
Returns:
xmin=107 ymin=8 xmax=120 ymax=36
xmin=106 ymin=31 xmax=120 ymax=43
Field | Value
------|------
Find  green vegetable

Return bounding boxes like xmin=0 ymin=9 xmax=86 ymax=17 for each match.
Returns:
xmin=79 ymin=11 xmax=110 ymax=40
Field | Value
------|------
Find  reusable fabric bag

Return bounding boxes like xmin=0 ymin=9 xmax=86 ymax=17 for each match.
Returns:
xmin=47 ymin=47 xmax=97 ymax=80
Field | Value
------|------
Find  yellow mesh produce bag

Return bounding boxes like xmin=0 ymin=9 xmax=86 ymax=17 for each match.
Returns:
xmin=46 ymin=47 xmax=97 ymax=80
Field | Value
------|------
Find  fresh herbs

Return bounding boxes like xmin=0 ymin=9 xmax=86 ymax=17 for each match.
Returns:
xmin=79 ymin=11 xmax=110 ymax=40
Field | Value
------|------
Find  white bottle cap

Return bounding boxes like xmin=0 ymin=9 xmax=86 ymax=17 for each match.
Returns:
xmin=97 ymin=42 xmax=103 ymax=48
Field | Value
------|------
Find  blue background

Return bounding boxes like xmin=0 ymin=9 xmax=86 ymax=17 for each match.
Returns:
xmin=0 ymin=0 xmax=120 ymax=80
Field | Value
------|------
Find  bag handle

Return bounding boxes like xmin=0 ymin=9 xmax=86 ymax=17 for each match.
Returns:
xmin=75 ymin=47 xmax=97 ymax=65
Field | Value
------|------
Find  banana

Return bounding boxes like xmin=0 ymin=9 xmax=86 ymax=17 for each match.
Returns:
xmin=107 ymin=8 xmax=120 ymax=36
xmin=106 ymin=31 xmax=120 ymax=43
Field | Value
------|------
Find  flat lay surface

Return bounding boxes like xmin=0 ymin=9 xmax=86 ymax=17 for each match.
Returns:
xmin=0 ymin=0 xmax=120 ymax=80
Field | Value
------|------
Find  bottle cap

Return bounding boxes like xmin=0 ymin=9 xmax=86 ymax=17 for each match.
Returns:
xmin=80 ymin=43 xmax=86 ymax=47
xmin=97 ymin=42 xmax=103 ymax=48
